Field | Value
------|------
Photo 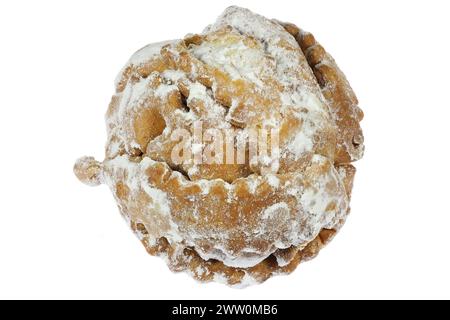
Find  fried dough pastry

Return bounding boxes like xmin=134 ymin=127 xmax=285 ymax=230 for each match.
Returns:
xmin=74 ymin=6 xmax=364 ymax=287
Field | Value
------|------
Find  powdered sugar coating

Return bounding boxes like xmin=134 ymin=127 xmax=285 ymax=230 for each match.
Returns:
xmin=75 ymin=6 xmax=364 ymax=287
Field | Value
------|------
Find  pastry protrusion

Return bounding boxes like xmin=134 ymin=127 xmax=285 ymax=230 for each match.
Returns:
xmin=74 ymin=156 xmax=103 ymax=186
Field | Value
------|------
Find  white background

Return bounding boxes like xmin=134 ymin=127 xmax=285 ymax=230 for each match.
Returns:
xmin=1 ymin=0 xmax=449 ymax=300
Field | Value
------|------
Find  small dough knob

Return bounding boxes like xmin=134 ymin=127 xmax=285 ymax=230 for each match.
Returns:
xmin=74 ymin=156 xmax=103 ymax=186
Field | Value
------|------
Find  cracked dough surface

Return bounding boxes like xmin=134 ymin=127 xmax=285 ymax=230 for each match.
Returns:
xmin=74 ymin=6 xmax=364 ymax=287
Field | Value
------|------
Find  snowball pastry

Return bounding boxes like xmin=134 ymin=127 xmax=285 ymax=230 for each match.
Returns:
xmin=74 ymin=6 xmax=364 ymax=287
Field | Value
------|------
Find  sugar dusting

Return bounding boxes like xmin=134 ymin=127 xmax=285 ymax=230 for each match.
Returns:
xmin=78 ymin=6 xmax=360 ymax=287
xmin=206 ymin=6 xmax=334 ymax=160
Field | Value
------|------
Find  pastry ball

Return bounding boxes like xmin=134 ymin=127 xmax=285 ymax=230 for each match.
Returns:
xmin=74 ymin=6 xmax=364 ymax=287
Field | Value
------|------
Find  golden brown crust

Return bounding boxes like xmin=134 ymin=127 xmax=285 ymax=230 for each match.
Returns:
xmin=137 ymin=227 xmax=336 ymax=285
xmin=281 ymin=22 xmax=364 ymax=164
xmin=99 ymin=151 xmax=351 ymax=286
xmin=75 ymin=7 xmax=363 ymax=287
